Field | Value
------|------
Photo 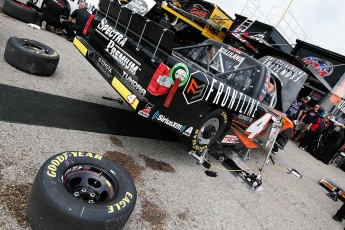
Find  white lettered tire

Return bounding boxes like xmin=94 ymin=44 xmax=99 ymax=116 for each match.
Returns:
xmin=26 ymin=151 xmax=137 ymax=230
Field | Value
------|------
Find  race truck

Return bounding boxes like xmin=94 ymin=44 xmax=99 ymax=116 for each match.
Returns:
xmin=73 ymin=0 xmax=307 ymax=189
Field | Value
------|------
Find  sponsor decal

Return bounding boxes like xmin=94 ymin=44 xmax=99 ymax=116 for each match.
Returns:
xmin=182 ymin=127 xmax=193 ymax=137
xmin=107 ymin=192 xmax=133 ymax=213
xmin=261 ymin=56 xmax=307 ymax=82
xmin=138 ymin=103 xmax=153 ymax=118
xmin=221 ymin=135 xmax=239 ymax=144
xmin=189 ymin=4 xmax=209 ymax=18
xmin=152 ymin=111 xmax=186 ymax=133
xmin=169 ymin=63 xmax=190 ymax=87
xmin=302 ymin=56 xmax=334 ymax=77
xmin=96 ymin=18 xmax=141 ymax=75
xmin=184 ymin=75 xmax=260 ymax=117
xmin=238 ymin=114 xmax=253 ymax=122
xmin=96 ymin=56 xmax=113 ymax=78
xmin=123 ymin=71 xmax=146 ymax=96
xmin=125 ymin=0 xmax=150 ymax=16
xmin=337 ymin=100 xmax=345 ymax=114
xmin=183 ymin=71 xmax=209 ymax=104
xmin=219 ymin=46 xmax=245 ymax=63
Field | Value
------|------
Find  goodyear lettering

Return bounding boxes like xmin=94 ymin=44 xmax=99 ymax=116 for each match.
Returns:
xmin=107 ymin=192 xmax=134 ymax=213
xmin=192 ymin=129 xmax=208 ymax=151
xmin=47 ymin=152 xmax=103 ymax=178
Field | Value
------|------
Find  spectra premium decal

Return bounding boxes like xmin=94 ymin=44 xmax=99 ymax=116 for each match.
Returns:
xmin=302 ymin=56 xmax=334 ymax=77
xmin=151 ymin=111 xmax=186 ymax=133
xmin=183 ymin=74 xmax=260 ymax=117
xmin=96 ymin=18 xmax=141 ymax=75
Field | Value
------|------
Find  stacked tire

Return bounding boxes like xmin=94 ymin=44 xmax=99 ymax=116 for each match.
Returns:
xmin=2 ymin=0 xmax=38 ymax=23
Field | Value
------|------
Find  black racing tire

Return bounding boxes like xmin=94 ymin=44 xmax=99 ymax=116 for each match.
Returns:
xmin=26 ymin=151 xmax=137 ymax=230
xmin=4 ymin=37 xmax=60 ymax=76
xmin=190 ymin=109 xmax=229 ymax=151
xmin=2 ymin=0 xmax=38 ymax=23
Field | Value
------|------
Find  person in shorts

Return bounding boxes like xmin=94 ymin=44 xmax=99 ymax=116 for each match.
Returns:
xmin=292 ymin=104 xmax=320 ymax=142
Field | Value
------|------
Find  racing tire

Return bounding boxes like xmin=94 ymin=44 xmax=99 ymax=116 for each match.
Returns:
xmin=26 ymin=151 xmax=137 ymax=230
xmin=4 ymin=37 xmax=60 ymax=76
xmin=190 ymin=109 xmax=229 ymax=151
xmin=2 ymin=0 xmax=38 ymax=23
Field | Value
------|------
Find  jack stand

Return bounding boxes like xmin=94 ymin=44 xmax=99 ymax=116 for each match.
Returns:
xmin=327 ymin=188 xmax=340 ymax=202
xmin=188 ymin=149 xmax=210 ymax=168
xmin=238 ymin=149 xmax=250 ymax=160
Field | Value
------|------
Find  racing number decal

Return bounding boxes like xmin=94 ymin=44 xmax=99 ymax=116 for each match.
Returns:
xmin=127 ymin=94 xmax=137 ymax=104
xmin=245 ymin=113 xmax=272 ymax=138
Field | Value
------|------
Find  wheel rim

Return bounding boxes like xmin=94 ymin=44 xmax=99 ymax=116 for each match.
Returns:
xmin=197 ymin=118 xmax=220 ymax=145
xmin=22 ymin=40 xmax=49 ymax=55
xmin=62 ymin=164 xmax=117 ymax=204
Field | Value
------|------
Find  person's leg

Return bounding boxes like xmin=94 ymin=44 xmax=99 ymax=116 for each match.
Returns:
xmin=61 ymin=21 xmax=76 ymax=38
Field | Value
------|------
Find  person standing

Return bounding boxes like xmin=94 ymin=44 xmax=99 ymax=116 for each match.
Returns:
xmin=60 ymin=1 xmax=91 ymax=41
xmin=298 ymin=115 xmax=332 ymax=150
xmin=292 ymin=104 xmax=320 ymax=142
xmin=41 ymin=0 xmax=67 ymax=32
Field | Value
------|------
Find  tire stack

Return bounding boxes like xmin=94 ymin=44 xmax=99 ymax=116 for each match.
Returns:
xmin=2 ymin=0 xmax=38 ymax=23
xmin=307 ymin=126 xmax=345 ymax=164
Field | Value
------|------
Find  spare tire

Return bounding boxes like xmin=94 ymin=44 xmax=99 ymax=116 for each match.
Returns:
xmin=2 ymin=0 xmax=38 ymax=23
xmin=26 ymin=151 xmax=137 ymax=230
xmin=4 ymin=37 xmax=60 ymax=76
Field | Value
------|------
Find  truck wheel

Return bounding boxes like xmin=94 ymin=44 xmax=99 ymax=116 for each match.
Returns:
xmin=26 ymin=151 xmax=137 ymax=230
xmin=2 ymin=0 xmax=38 ymax=23
xmin=4 ymin=37 xmax=60 ymax=76
xmin=190 ymin=109 xmax=229 ymax=151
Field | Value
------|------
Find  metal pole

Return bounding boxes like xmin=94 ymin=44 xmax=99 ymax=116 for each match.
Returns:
xmin=276 ymin=0 xmax=294 ymax=28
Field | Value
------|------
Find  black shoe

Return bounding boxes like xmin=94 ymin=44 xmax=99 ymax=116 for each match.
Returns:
xmin=332 ymin=214 xmax=343 ymax=222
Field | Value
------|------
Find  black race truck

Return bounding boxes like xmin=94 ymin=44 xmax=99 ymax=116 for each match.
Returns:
xmin=73 ymin=0 xmax=308 ymax=189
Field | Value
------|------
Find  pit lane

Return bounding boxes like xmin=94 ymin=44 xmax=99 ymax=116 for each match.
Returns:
xmin=0 ymin=5 xmax=345 ymax=230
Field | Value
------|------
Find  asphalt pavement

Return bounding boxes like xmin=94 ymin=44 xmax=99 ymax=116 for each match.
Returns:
xmin=1 ymin=3 xmax=345 ymax=230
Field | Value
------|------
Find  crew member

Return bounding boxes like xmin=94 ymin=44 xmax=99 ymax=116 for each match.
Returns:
xmin=292 ymin=104 xmax=320 ymax=143
xmin=298 ymin=115 xmax=333 ymax=151
xmin=41 ymin=0 xmax=67 ymax=32
xmin=61 ymin=1 xmax=91 ymax=41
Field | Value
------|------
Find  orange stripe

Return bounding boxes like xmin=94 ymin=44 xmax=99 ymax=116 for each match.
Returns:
xmin=231 ymin=127 xmax=258 ymax=149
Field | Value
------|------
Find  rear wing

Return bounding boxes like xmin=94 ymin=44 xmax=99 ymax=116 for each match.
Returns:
xmin=98 ymin=0 xmax=175 ymax=56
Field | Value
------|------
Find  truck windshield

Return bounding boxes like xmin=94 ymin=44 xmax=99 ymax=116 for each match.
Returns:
xmin=189 ymin=44 xmax=247 ymax=74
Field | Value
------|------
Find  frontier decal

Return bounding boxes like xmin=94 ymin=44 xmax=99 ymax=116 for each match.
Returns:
xmin=183 ymin=73 xmax=260 ymax=118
